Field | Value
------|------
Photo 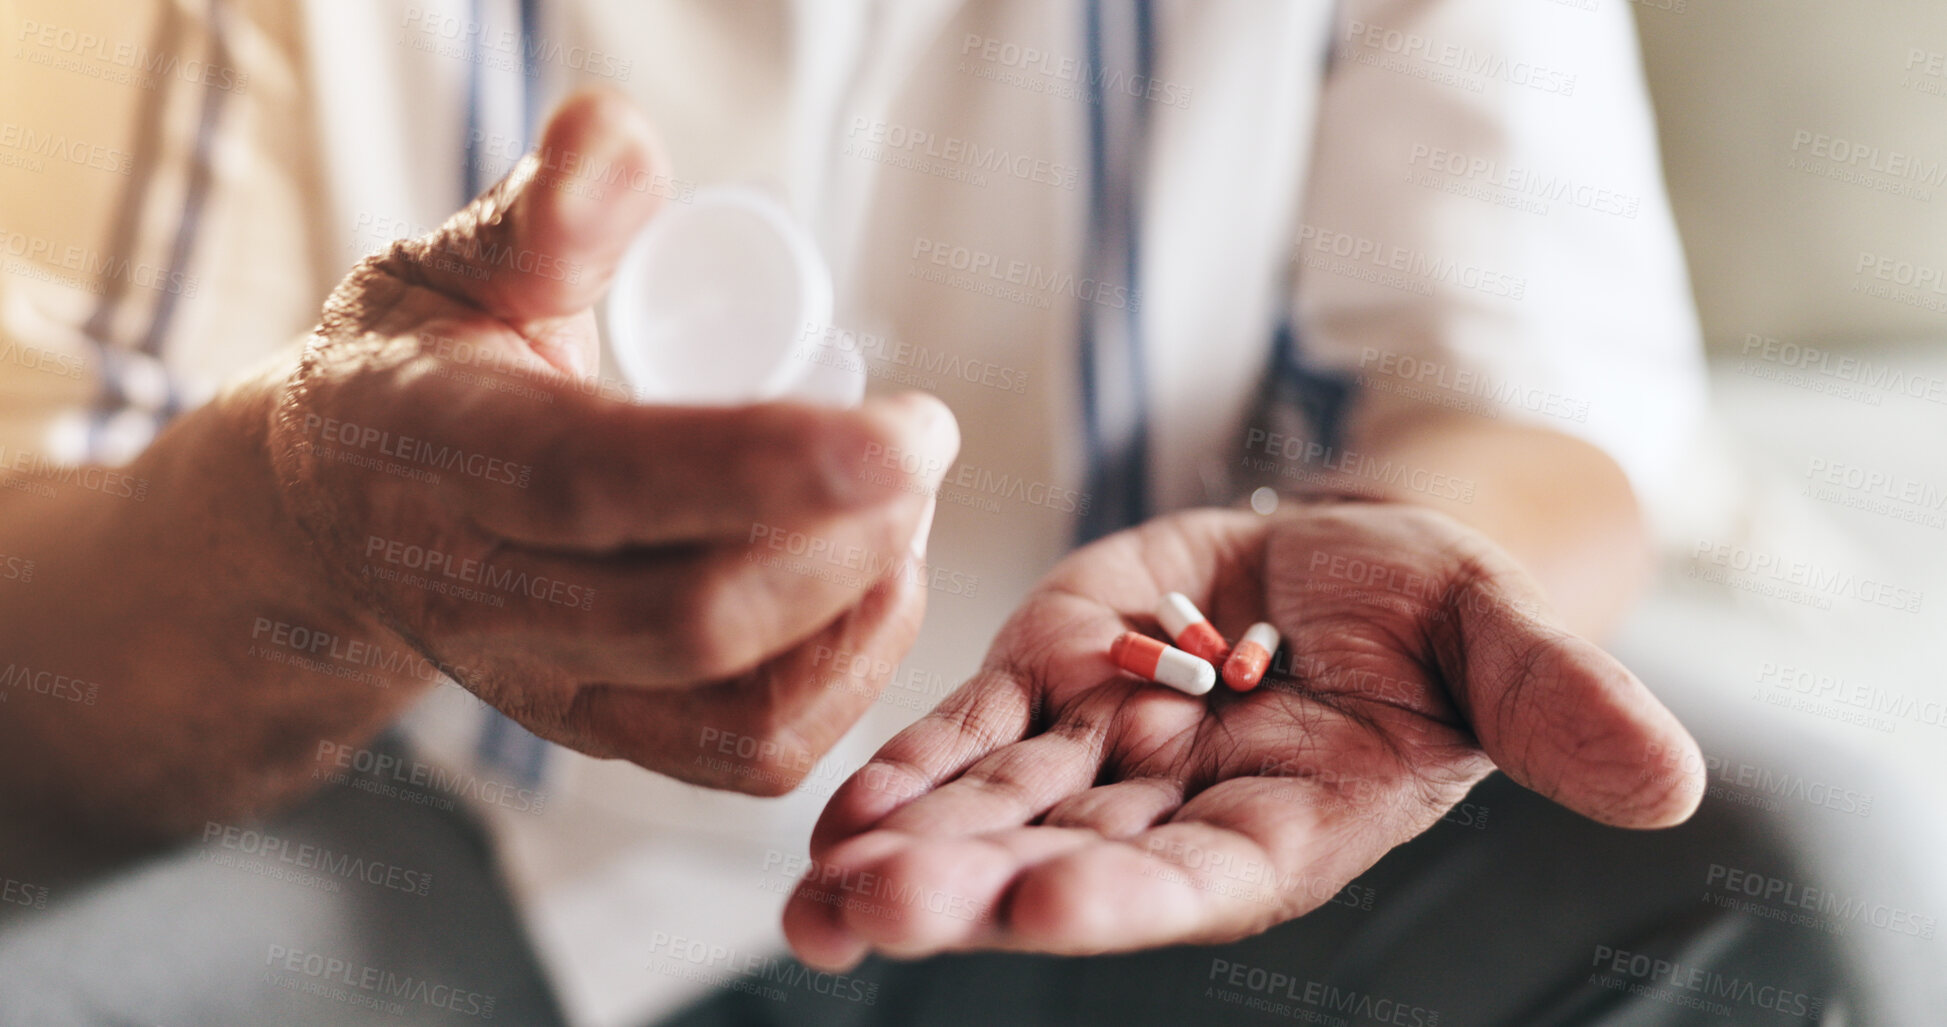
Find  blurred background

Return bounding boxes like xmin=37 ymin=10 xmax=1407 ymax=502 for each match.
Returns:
xmin=1625 ymin=0 xmax=1947 ymax=1018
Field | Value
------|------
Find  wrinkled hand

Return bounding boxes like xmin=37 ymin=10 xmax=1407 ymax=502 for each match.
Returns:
xmin=784 ymin=503 xmax=1703 ymax=967
xmin=265 ymin=89 xmax=957 ymax=793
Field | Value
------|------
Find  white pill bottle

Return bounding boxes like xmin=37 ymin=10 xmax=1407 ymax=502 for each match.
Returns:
xmin=603 ymin=186 xmax=865 ymax=408
xmin=590 ymin=187 xmax=869 ymax=841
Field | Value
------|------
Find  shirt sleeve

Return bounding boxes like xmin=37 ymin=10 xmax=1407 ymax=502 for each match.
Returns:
xmin=1293 ymin=0 xmax=1708 ymax=507
xmin=0 ymin=0 xmax=322 ymax=468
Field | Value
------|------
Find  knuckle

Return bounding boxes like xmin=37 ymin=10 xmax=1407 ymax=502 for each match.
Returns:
xmin=744 ymin=750 xmax=815 ymax=797
xmin=317 ymin=248 xmax=421 ymax=339
xmin=705 ymin=709 xmax=816 ymax=797
xmin=957 ymin=765 xmax=1037 ymax=815
xmin=871 ymin=502 xmax=916 ymax=557
xmin=662 ymin=572 xmax=765 ymax=680
xmin=514 ymin=424 xmax=596 ymax=537
xmin=853 ymin=757 xmax=933 ymax=804
xmin=820 ymin=507 xmax=912 ymax=588
xmin=824 ymin=406 xmax=918 ymax=505
xmin=867 ymin=849 xmax=944 ymax=935
xmin=771 ymin=406 xmax=859 ymax=508
xmin=694 ymin=405 xmax=835 ymax=514
xmin=1008 ymin=860 xmax=1102 ymax=942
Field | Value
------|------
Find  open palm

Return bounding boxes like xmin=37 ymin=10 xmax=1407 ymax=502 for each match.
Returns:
xmin=784 ymin=503 xmax=1705 ymax=969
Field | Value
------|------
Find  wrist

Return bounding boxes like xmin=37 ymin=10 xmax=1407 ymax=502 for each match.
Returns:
xmin=149 ymin=361 xmax=397 ymax=647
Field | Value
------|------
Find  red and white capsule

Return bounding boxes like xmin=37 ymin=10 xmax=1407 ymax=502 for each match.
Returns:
xmin=1154 ymin=592 xmax=1229 ymax=665
xmin=1222 ymin=621 xmax=1281 ymax=692
xmin=1110 ymin=631 xmax=1215 ymax=696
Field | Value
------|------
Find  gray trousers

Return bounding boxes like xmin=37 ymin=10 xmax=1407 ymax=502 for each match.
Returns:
xmin=660 ymin=772 xmax=1858 ymax=1027
xmin=0 ymin=742 xmax=1862 ymax=1027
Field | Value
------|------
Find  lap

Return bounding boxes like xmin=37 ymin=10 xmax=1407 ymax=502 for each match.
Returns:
xmin=0 ymin=735 xmax=565 ymax=1027
xmin=658 ymin=773 xmax=1853 ymax=1027
xmin=0 ymin=752 xmax=1858 ymax=1026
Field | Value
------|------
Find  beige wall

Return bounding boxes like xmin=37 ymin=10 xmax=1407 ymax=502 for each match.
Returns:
xmin=1634 ymin=0 xmax=1947 ymax=351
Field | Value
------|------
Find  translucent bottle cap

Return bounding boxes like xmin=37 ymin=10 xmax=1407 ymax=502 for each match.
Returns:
xmin=605 ymin=185 xmax=860 ymax=407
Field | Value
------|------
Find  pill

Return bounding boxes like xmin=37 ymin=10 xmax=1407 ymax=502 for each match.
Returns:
xmin=1110 ymin=631 xmax=1215 ymax=696
xmin=1154 ymin=592 xmax=1229 ymax=664
xmin=1222 ymin=621 xmax=1281 ymax=692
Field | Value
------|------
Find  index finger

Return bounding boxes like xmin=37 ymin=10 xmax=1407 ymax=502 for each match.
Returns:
xmin=806 ymin=512 xmax=1280 ymax=849
xmin=784 ymin=777 xmax=1398 ymax=969
xmin=314 ymin=342 xmax=959 ymax=548
xmin=557 ymin=526 xmax=938 ymax=792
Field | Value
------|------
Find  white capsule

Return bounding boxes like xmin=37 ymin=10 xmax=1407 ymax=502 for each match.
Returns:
xmin=1157 ymin=647 xmax=1217 ymax=696
xmin=1155 ymin=591 xmax=1229 ymax=663
xmin=1110 ymin=632 xmax=1215 ymax=696
xmin=1155 ymin=592 xmax=1204 ymax=639
xmin=1239 ymin=621 xmax=1280 ymax=652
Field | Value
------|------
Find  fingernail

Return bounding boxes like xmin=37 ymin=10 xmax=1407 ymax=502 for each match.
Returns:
xmin=830 ymin=951 xmax=867 ymax=975
xmin=553 ymin=133 xmax=631 ymax=242
xmin=910 ymin=494 xmax=938 ymax=561
xmin=902 ymin=394 xmax=959 ymax=490
xmin=820 ymin=432 xmax=867 ymax=508
xmin=817 ymin=933 xmax=870 ymax=975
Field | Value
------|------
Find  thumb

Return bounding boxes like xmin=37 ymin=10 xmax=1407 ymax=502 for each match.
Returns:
xmin=1441 ymin=572 xmax=1706 ymax=830
xmin=395 ymin=87 xmax=669 ymax=326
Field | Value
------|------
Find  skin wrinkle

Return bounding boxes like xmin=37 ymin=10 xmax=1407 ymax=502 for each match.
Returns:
xmin=1558 ymin=725 xmax=1647 ymax=817
xmin=765 ymin=712 xmax=823 ymax=786
xmin=1099 ymin=687 xmax=1193 ymax=779
xmin=272 ymin=265 xmax=454 ymax=639
xmin=850 ymin=699 xmax=1008 ymax=818
xmin=1243 ymin=711 xmax=1425 ymax=828
xmin=1021 ymin=582 xmax=1119 ymax=632
xmin=1479 ymin=626 xmax=1566 ymax=792
xmin=0 ymin=90 xmax=974 ymax=841
xmin=981 ymin=656 xmax=1056 ymax=739
xmin=948 ymin=703 xmax=1112 ymax=818
xmin=1423 ymin=549 xmax=1494 ymax=720
xmin=382 ymin=182 xmax=579 ymax=351
xmin=945 ymin=668 xmax=1038 ymax=753
xmin=962 ymin=834 xmax=1071 ymax=944
xmin=1039 ymin=693 xmax=1118 ymax=761
xmin=790 ymin=491 xmax=1701 ymax=966
xmin=1039 ymin=776 xmax=1185 ymax=833
xmin=744 ymin=663 xmax=821 ymax=763
xmin=1534 ymin=651 xmax=1675 ymax=820
xmin=1129 ymin=776 xmax=1189 ymax=825
xmin=677 ymin=556 xmax=776 ymax=677
xmin=1187 ymin=690 xmax=1297 ymax=784
xmin=1267 ymin=625 xmax=1392 ymax=711
xmin=1132 ymin=710 xmax=1217 ymax=795
xmin=851 ymin=754 xmax=935 ymax=816
xmin=1134 ymin=827 xmax=1300 ymax=933
xmin=562 ymin=680 xmax=654 ymax=762
xmin=1291 ymin=657 xmax=1458 ymax=730
xmin=1314 ymin=701 xmax=1431 ymax=798
xmin=954 ymin=756 xmax=1067 ymax=825
xmin=285 ymin=92 xmax=940 ymax=783
xmin=1180 ymin=784 xmax=1340 ymax=864
xmin=396 ymin=155 xmax=596 ymax=345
